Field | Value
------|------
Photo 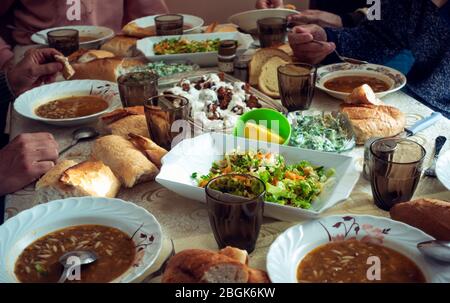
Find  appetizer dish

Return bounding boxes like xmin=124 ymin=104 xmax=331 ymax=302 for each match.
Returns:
xmin=267 ymin=215 xmax=450 ymax=283
xmin=128 ymin=61 xmax=198 ymax=78
xmin=15 ymin=225 xmax=136 ymax=283
xmin=288 ymin=111 xmax=355 ymax=152
xmin=164 ymin=73 xmax=263 ymax=130
xmin=154 ymin=38 xmax=221 ymax=55
xmin=0 ymin=197 xmax=163 ymax=283
xmin=156 ymin=133 xmax=360 ymax=220
xmin=316 ymin=63 xmax=407 ymax=100
xmin=35 ymin=95 xmax=108 ymax=119
xmin=193 ymin=150 xmax=334 ymax=209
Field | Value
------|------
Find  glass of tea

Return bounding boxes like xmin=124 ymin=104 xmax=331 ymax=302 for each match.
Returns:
xmin=47 ymin=29 xmax=79 ymax=56
xmin=144 ymin=94 xmax=189 ymax=151
xmin=278 ymin=63 xmax=317 ymax=112
xmin=205 ymin=174 xmax=265 ymax=253
xmin=370 ymin=138 xmax=426 ymax=211
xmin=257 ymin=17 xmax=287 ymax=48
xmin=155 ymin=14 xmax=184 ymax=36
xmin=118 ymin=72 xmax=159 ymax=107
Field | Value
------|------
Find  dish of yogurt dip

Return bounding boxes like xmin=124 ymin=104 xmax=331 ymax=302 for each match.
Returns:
xmin=163 ymin=73 xmax=262 ymax=130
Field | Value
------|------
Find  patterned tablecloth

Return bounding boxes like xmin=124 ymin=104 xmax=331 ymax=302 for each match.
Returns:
xmin=4 ymin=85 xmax=450 ymax=282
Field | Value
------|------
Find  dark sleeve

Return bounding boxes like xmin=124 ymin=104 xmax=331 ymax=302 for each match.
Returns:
xmin=441 ymin=1 xmax=450 ymax=25
xmin=340 ymin=11 xmax=367 ymax=27
xmin=0 ymin=71 xmax=14 ymax=136
xmin=324 ymin=0 xmax=411 ymax=64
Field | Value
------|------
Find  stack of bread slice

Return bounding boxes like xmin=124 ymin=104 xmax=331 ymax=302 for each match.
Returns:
xmin=249 ymin=45 xmax=294 ymax=98
xmin=162 ymin=246 xmax=270 ymax=283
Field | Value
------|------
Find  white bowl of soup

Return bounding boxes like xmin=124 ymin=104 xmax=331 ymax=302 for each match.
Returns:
xmin=14 ymin=80 xmax=122 ymax=127
xmin=267 ymin=215 xmax=450 ymax=283
xmin=0 ymin=197 xmax=163 ymax=283
xmin=316 ymin=63 xmax=407 ymax=100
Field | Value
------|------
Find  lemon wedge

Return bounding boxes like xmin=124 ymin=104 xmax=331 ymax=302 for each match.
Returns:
xmin=244 ymin=122 xmax=285 ymax=144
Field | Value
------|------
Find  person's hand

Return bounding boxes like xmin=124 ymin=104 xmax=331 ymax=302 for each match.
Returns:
xmin=6 ymin=48 xmax=63 ymax=96
xmin=0 ymin=133 xmax=59 ymax=196
xmin=432 ymin=0 xmax=448 ymax=7
xmin=256 ymin=0 xmax=284 ymax=9
xmin=288 ymin=10 xmax=343 ymax=28
xmin=288 ymin=25 xmax=336 ymax=64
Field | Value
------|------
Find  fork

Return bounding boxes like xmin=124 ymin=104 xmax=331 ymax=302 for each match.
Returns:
xmin=424 ymin=136 xmax=447 ymax=178
xmin=311 ymin=40 xmax=368 ymax=65
xmin=141 ymin=239 xmax=175 ymax=283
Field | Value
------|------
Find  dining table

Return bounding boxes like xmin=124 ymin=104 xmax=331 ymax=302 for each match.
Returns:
xmin=2 ymin=66 xmax=450 ymax=282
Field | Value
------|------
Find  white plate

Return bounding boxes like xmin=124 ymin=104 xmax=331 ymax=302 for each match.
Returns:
xmin=437 ymin=149 xmax=450 ymax=191
xmin=14 ymin=80 xmax=122 ymax=127
xmin=229 ymin=9 xmax=298 ymax=33
xmin=316 ymin=63 xmax=407 ymax=100
xmin=31 ymin=25 xmax=115 ymax=49
xmin=137 ymin=32 xmax=254 ymax=67
xmin=267 ymin=215 xmax=450 ymax=283
xmin=0 ymin=197 xmax=163 ymax=283
xmin=156 ymin=133 xmax=360 ymax=221
xmin=128 ymin=14 xmax=204 ymax=35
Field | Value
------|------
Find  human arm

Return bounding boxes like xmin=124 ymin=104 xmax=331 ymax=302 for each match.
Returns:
xmin=123 ymin=0 xmax=169 ymax=25
xmin=6 ymin=48 xmax=63 ymax=97
xmin=0 ymin=133 xmax=59 ymax=196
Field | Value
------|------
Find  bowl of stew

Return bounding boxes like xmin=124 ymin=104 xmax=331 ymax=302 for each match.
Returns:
xmin=316 ymin=63 xmax=407 ymax=101
xmin=0 ymin=197 xmax=163 ymax=283
xmin=267 ymin=215 xmax=450 ymax=283
xmin=14 ymin=80 xmax=122 ymax=127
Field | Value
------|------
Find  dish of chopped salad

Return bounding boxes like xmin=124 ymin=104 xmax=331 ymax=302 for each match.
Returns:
xmin=154 ymin=38 xmax=221 ymax=55
xmin=192 ymin=151 xmax=335 ymax=209
xmin=129 ymin=61 xmax=198 ymax=77
xmin=289 ymin=112 xmax=355 ymax=152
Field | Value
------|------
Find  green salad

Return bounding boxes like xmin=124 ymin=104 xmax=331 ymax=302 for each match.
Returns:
xmin=290 ymin=113 xmax=354 ymax=152
xmin=192 ymin=151 xmax=335 ymax=209
xmin=154 ymin=38 xmax=221 ymax=55
xmin=130 ymin=61 xmax=196 ymax=77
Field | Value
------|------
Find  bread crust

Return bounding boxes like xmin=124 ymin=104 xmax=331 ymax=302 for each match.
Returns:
xmin=101 ymin=35 xmax=138 ymax=57
xmin=122 ymin=22 xmax=155 ymax=38
xmin=109 ymin=115 xmax=150 ymax=138
xmin=390 ymin=198 xmax=450 ymax=241
xmin=128 ymin=133 xmax=168 ymax=168
xmin=340 ymin=104 xmax=406 ymax=145
xmin=92 ymin=135 xmax=159 ymax=188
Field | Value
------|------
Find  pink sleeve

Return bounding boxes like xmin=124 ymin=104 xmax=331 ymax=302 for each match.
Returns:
xmin=0 ymin=37 xmax=14 ymax=70
xmin=123 ymin=0 xmax=170 ymax=24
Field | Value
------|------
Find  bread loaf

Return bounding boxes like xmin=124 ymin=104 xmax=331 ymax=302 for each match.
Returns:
xmin=101 ymin=35 xmax=138 ymax=57
xmin=390 ymin=198 xmax=450 ymax=241
xmin=162 ymin=249 xmax=249 ymax=283
xmin=340 ymin=104 xmax=406 ymax=145
xmin=36 ymin=160 xmax=121 ymax=202
xmin=162 ymin=247 xmax=270 ymax=283
xmin=109 ymin=115 xmax=149 ymax=138
xmin=345 ymin=84 xmax=383 ymax=106
xmin=128 ymin=133 xmax=168 ymax=168
xmin=92 ymin=135 xmax=159 ymax=188
xmin=258 ymin=56 xmax=290 ymax=98
xmin=249 ymin=48 xmax=292 ymax=86
xmin=122 ymin=22 xmax=155 ymax=38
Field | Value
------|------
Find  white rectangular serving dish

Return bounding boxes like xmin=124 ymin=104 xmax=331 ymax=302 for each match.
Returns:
xmin=156 ymin=133 xmax=360 ymax=221
xmin=136 ymin=32 xmax=254 ymax=67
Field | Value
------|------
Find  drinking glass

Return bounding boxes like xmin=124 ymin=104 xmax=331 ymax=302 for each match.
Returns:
xmin=205 ymin=174 xmax=265 ymax=253
xmin=118 ymin=72 xmax=159 ymax=107
xmin=370 ymin=138 xmax=426 ymax=211
xmin=155 ymin=14 xmax=184 ymax=36
xmin=257 ymin=17 xmax=287 ymax=48
xmin=144 ymin=94 xmax=189 ymax=151
xmin=47 ymin=29 xmax=79 ymax=56
xmin=278 ymin=63 xmax=317 ymax=111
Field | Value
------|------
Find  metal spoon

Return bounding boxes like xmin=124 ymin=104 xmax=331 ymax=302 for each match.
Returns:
xmin=311 ymin=39 xmax=368 ymax=65
xmin=58 ymin=250 xmax=98 ymax=283
xmin=6 ymin=25 xmax=48 ymax=42
xmin=417 ymin=240 xmax=450 ymax=263
xmin=59 ymin=127 xmax=99 ymax=156
xmin=424 ymin=136 xmax=447 ymax=178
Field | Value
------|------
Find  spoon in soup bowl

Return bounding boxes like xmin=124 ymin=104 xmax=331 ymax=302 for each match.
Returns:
xmin=58 ymin=250 xmax=98 ymax=283
xmin=417 ymin=240 xmax=450 ymax=263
